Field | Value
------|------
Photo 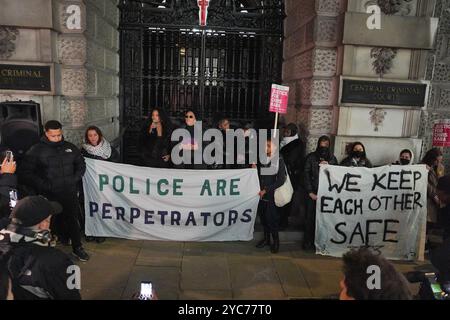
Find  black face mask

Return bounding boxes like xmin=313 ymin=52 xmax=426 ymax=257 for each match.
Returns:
xmin=318 ymin=147 xmax=329 ymax=159
xmin=352 ymin=151 xmax=364 ymax=158
xmin=400 ymin=158 xmax=410 ymax=165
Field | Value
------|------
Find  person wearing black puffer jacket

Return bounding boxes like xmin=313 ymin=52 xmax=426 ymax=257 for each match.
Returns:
xmin=19 ymin=120 xmax=89 ymax=262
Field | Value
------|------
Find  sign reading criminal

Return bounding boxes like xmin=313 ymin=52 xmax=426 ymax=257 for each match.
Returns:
xmin=341 ymin=79 xmax=427 ymax=107
xmin=0 ymin=64 xmax=51 ymax=92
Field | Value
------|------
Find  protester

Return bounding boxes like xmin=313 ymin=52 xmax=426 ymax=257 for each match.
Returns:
xmin=279 ymin=123 xmax=306 ymax=229
xmin=340 ymin=142 xmax=373 ymax=168
xmin=0 ymin=258 xmax=13 ymax=300
xmin=82 ymin=126 xmax=120 ymax=162
xmin=393 ymin=149 xmax=414 ymax=165
xmin=421 ymin=148 xmax=443 ymax=241
xmin=138 ymin=108 xmax=172 ymax=168
xmin=256 ymin=138 xmax=287 ymax=254
xmin=429 ymin=175 xmax=450 ymax=294
xmin=0 ymin=147 xmax=18 ymax=220
xmin=303 ymin=136 xmax=338 ymax=250
xmin=0 ymin=196 xmax=81 ymax=299
xmin=20 ymin=120 xmax=89 ymax=261
xmin=175 ymin=109 xmax=206 ymax=169
xmin=81 ymin=126 xmax=120 ymax=243
xmin=340 ymin=247 xmax=412 ymax=300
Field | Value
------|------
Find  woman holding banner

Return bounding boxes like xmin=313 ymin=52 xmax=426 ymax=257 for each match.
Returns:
xmin=303 ymin=136 xmax=338 ymax=251
xmin=81 ymin=126 xmax=120 ymax=243
xmin=340 ymin=142 xmax=373 ymax=168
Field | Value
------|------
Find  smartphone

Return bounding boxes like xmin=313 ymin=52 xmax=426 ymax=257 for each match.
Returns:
xmin=139 ymin=282 xmax=153 ymax=300
xmin=5 ymin=151 xmax=13 ymax=162
xmin=9 ymin=189 xmax=18 ymax=209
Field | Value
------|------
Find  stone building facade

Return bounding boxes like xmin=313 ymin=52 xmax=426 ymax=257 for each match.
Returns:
xmin=0 ymin=0 xmax=119 ymax=147
xmin=283 ymin=0 xmax=450 ymax=167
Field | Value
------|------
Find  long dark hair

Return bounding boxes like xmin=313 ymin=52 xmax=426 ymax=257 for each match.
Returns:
xmin=421 ymin=148 xmax=442 ymax=167
xmin=351 ymin=141 xmax=368 ymax=159
xmin=148 ymin=108 xmax=173 ymax=137
xmin=84 ymin=126 xmax=103 ymax=145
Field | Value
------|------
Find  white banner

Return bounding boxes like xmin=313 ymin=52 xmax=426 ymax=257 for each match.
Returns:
xmin=82 ymin=159 xmax=260 ymax=241
xmin=315 ymin=165 xmax=428 ymax=260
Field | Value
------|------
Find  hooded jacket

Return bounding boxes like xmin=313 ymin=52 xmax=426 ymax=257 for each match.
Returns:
xmin=304 ymin=138 xmax=338 ymax=194
xmin=393 ymin=149 xmax=415 ymax=165
xmin=0 ymin=228 xmax=81 ymax=300
xmin=340 ymin=142 xmax=373 ymax=168
xmin=20 ymin=136 xmax=86 ymax=195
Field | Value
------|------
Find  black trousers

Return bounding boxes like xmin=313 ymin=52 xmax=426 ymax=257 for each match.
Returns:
xmin=49 ymin=192 xmax=82 ymax=249
xmin=431 ymin=237 xmax=450 ymax=283
xmin=258 ymin=193 xmax=279 ymax=234
xmin=304 ymin=197 xmax=317 ymax=245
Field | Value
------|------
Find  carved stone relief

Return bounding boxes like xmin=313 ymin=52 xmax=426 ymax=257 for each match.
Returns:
xmin=0 ymin=27 xmax=19 ymax=59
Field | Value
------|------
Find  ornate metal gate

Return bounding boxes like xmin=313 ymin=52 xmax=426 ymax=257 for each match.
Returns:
xmin=119 ymin=0 xmax=285 ymax=164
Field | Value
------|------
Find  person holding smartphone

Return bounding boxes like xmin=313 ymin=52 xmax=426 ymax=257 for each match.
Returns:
xmin=138 ymin=108 xmax=173 ymax=168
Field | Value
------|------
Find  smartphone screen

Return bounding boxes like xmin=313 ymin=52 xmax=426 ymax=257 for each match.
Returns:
xmin=139 ymin=282 xmax=153 ymax=300
xmin=5 ymin=151 xmax=13 ymax=162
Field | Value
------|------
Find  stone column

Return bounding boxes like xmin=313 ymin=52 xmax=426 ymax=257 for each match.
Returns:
xmin=420 ymin=0 xmax=450 ymax=169
xmin=283 ymin=0 xmax=346 ymax=153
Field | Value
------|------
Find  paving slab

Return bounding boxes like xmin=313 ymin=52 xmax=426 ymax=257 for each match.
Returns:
xmin=181 ymin=256 xmax=230 ymax=291
xmin=136 ymin=243 xmax=183 ymax=267
xmin=273 ymin=259 xmax=313 ymax=298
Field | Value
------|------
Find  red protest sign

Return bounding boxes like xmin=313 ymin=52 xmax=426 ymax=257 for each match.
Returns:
xmin=432 ymin=120 xmax=450 ymax=147
xmin=269 ymin=84 xmax=289 ymax=114
xmin=198 ymin=0 xmax=210 ymax=26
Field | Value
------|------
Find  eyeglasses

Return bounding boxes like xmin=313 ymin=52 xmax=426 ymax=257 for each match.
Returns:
xmin=185 ymin=115 xmax=194 ymax=119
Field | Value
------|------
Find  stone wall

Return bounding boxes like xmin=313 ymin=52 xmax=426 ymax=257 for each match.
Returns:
xmin=283 ymin=0 xmax=346 ymax=153
xmin=84 ymin=0 xmax=120 ymax=146
xmin=0 ymin=0 xmax=120 ymax=148
xmin=420 ymin=0 xmax=450 ymax=169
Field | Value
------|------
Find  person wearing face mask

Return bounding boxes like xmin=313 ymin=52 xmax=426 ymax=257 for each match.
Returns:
xmin=393 ymin=149 xmax=414 ymax=166
xmin=303 ymin=136 xmax=338 ymax=250
xmin=421 ymin=148 xmax=444 ymax=248
xmin=340 ymin=142 xmax=373 ymax=168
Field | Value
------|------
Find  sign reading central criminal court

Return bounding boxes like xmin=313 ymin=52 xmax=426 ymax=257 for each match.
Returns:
xmin=0 ymin=64 xmax=51 ymax=92
xmin=341 ymin=79 xmax=427 ymax=107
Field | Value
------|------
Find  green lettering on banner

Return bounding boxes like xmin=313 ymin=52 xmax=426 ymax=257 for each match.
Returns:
xmin=129 ymin=177 xmax=139 ymax=194
xmin=200 ymin=180 xmax=212 ymax=196
xmin=158 ymin=179 xmax=169 ymax=195
xmin=113 ymin=176 xmax=125 ymax=193
xmin=230 ymin=178 xmax=240 ymax=195
xmin=173 ymin=179 xmax=183 ymax=196
xmin=99 ymin=174 xmax=109 ymax=191
xmin=217 ymin=179 xmax=226 ymax=196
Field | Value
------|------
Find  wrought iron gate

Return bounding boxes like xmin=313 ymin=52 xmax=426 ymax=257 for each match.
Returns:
xmin=119 ymin=0 xmax=285 ymax=164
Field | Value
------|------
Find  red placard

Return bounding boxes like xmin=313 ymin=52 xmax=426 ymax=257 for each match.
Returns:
xmin=269 ymin=84 xmax=289 ymax=114
xmin=432 ymin=120 xmax=450 ymax=147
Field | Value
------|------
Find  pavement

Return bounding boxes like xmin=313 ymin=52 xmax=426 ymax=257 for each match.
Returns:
xmin=58 ymin=237 xmax=433 ymax=300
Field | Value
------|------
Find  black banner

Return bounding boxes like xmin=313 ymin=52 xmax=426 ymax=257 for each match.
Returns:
xmin=341 ymin=79 xmax=427 ymax=107
xmin=0 ymin=64 xmax=51 ymax=91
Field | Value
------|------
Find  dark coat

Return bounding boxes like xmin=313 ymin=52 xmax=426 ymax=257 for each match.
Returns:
xmin=340 ymin=156 xmax=373 ymax=168
xmin=138 ymin=119 xmax=172 ymax=168
xmin=259 ymin=156 xmax=287 ymax=199
xmin=304 ymin=151 xmax=338 ymax=194
xmin=7 ymin=243 xmax=81 ymax=300
xmin=20 ymin=137 xmax=86 ymax=195
xmin=280 ymin=138 xmax=306 ymax=189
